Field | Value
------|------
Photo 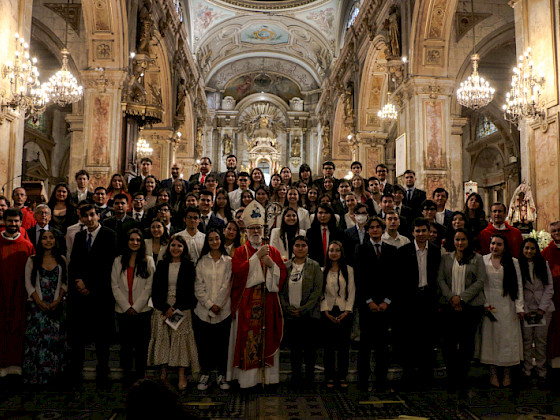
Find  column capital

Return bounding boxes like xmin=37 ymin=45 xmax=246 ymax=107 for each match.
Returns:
xmin=451 ymin=117 xmax=468 ymax=135
xmin=401 ymin=76 xmax=456 ymax=99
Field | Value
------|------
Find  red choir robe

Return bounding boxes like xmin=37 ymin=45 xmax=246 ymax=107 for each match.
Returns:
xmin=20 ymin=207 xmax=36 ymax=230
xmin=478 ymin=222 xmax=523 ymax=258
xmin=542 ymin=241 xmax=560 ymax=359
xmin=231 ymin=242 xmax=287 ymax=371
xmin=0 ymin=233 xmax=34 ymax=369
xmin=0 ymin=226 xmax=31 ymax=242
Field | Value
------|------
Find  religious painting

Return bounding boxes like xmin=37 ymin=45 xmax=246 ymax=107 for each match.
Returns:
xmin=304 ymin=7 xmax=336 ymax=38
xmin=223 ymin=73 xmax=302 ymax=102
xmin=426 ymin=0 xmax=447 ymax=39
xmin=192 ymin=1 xmax=235 ymax=41
xmin=395 ymin=133 xmax=406 ymax=177
xmin=90 ymin=172 xmax=109 ymax=191
xmin=424 ymin=100 xmax=445 ymax=169
xmin=240 ymin=24 xmax=289 ymax=45
xmin=366 ymin=147 xmax=381 ymax=178
xmin=87 ymin=95 xmax=111 ymax=166
xmin=426 ymin=174 xmax=445 ymax=198
xmin=534 ymin=120 xmax=559 ymax=229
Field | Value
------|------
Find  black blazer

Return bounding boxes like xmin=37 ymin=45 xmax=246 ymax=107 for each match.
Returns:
xmin=331 ymin=199 xmax=347 ymax=216
xmin=161 ymin=177 xmax=189 ymax=192
xmin=27 ymin=225 xmax=65 ymax=254
xmin=103 ymin=215 xmax=141 ymax=250
xmin=70 ymin=190 xmax=94 ymax=205
xmin=68 ymin=226 xmax=117 ymax=318
xmin=396 ymin=203 xmax=414 ymax=225
xmin=355 ymin=241 xmax=398 ymax=308
xmin=397 ymin=241 xmax=442 ymax=309
xmin=344 ymin=225 xmax=366 ymax=265
xmin=198 ymin=213 xmax=225 ymax=234
xmin=127 ymin=176 xmax=143 ymax=195
xmin=306 ymin=223 xmax=347 ymax=267
xmin=312 ymin=177 xmax=340 ymax=191
xmin=382 ymin=182 xmax=394 ymax=195
xmin=402 ymin=187 xmax=427 ymax=217
xmin=151 ymin=259 xmax=196 ymax=312
xmin=188 ymin=172 xmax=216 ymax=184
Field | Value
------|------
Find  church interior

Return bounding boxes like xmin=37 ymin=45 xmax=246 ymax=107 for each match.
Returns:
xmin=2 ymin=0 xmax=560 ymax=418
xmin=1 ymin=0 xmax=558 ymax=224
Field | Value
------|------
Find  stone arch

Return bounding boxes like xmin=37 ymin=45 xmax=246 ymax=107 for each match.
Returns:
xmin=409 ymin=0 xmax=459 ymax=76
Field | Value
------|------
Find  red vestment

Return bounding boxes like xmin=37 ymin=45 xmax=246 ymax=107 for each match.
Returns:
xmin=478 ymin=222 xmax=523 ymax=258
xmin=0 ymin=233 xmax=34 ymax=369
xmin=0 ymin=227 xmax=30 ymax=242
xmin=542 ymin=241 xmax=560 ymax=359
xmin=20 ymin=207 xmax=36 ymax=231
xmin=231 ymin=243 xmax=286 ymax=371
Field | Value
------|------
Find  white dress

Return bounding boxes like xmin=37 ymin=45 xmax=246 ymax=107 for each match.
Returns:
xmin=480 ymin=254 xmax=524 ymax=366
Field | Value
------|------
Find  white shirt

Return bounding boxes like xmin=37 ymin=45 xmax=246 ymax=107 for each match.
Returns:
xmin=275 ymin=207 xmax=311 ymax=232
xmin=288 ymin=262 xmax=304 ymax=308
xmin=415 ymin=240 xmax=428 ymax=288
xmin=194 ymin=254 xmax=232 ymax=323
xmin=132 ymin=210 xmax=144 ymax=221
xmin=77 ymin=189 xmax=89 ymax=203
xmin=381 ymin=231 xmax=410 ymax=249
xmin=320 ymin=266 xmax=355 ymax=312
xmin=452 ymin=258 xmax=466 ymax=296
xmin=269 ymin=227 xmax=306 ymax=261
xmin=176 ymin=229 xmax=205 ymax=264
xmin=435 ymin=211 xmax=446 ymax=225
xmin=66 ymin=222 xmax=86 ymax=260
xmin=493 ymin=223 xmax=507 ymax=230
xmin=86 ymin=224 xmax=102 ymax=247
xmin=34 ymin=224 xmax=50 ymax=244
xmin=228 ymin=188 xmax=252 ymax=210
xmin=357 ymin=227 xmax=366 ymax=245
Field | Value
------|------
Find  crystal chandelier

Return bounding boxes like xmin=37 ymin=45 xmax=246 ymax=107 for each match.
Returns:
xmin=42 ymin=0 xmax=83 ymax=106
xmin=456 ymin=0 xmax=495 ymax=110
xmin=378 ymin=93 xmax=398 ymax=120
xmin=42 ymin=49 xmax=83 ymax=106
xmin=1 ymin=33 xmax=48 ymax=117
xmin=136 ymin=133 xmax=153 ymax=158
xmin=502 ymin=47 xmax=545 ymax=125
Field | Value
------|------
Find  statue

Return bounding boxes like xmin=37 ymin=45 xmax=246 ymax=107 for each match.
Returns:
xmin=291 ymin=136 xmax=301 ymax=157
xmin=322 ymin=123 xmax=330 ymax=157
xmin=507 ymin=183 xmax=537 ymax=234
xmin=137 ymin=3 xmax=153 ymax=55
xmin=385 ymin=6 xmax=401 ymax=58
xmin=252 ymin=116 xmax=277 ymax=147
xmin=195 ymin=126 xmax=203 ymax=157
xmin=223 ymin=134 xmax=233 ymax=155
xmin=343 ymin=83 xmax=354 ymax=122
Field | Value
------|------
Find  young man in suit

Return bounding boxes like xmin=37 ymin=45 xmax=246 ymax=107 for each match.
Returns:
xmin=392 ymin=184 xmax=414 ymax=224
xmin=344 ymin=203 xmax=369 ymax=264
xmin=313 ymin=161 xmax=339 ymax=191
xmin=376 ymin=164 xmax=393 ymax=194
xmin=332 ymin=179 xmax=351 ymax=216
xmin=68 ymin=204 xmax=117 ymax=389
xmin=402 ymin=170 xmax=427 ymax=217
xmin=128 ymin=157 xmax=156 ymax=195
xmin=433 ymin=188 xmax=453 ymax=227
xmin=92 ymin=187 xmax=113 ymax=221
xmin=153 ymin=202 xmax=181 ymax=235
xmin=355 ymin=216 xmax=398 ymax=391
xmin=27 ymin=204 xmax=65 ymax=253
xmin=70 ymin=170 xmax=94 ymax=205
xmin=396 ymin=218 xmax=442 ymax=388
xmin=160 ymin=162 xmax=189 ymax=192
xmin=306 ymin=203 xmax=345 ymax=267
xmin=102 ymin=193 xmax=140 ymax=251
xmin=351 ymin=161 xmax=363 ymax=177
xmin=198 ymin=190 xmax=225 ymax=234
xmin=217 ymin=154 xmax=238 ymax=185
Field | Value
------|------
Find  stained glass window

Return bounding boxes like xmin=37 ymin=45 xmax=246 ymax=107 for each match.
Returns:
xmin=475 ymin=115 xmax=498 ymax=139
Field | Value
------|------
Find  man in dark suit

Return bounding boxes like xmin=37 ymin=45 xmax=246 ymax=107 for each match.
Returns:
xmin=70 ymin=169 xmax=94 ymax=205
xmin=152 ymin=202 xmax=181 ymax=235
xmin=392 ymin=184 xmax=414 ymax=224
xmin=378 ymin=194 xmax=409 ymax=237
xmin=160 ymin=162 xmax=189 ymax=192
xmin=344 ymin=203 xmax=369 ymax=264
xmin=332 ymin=179 xmax=351 ymax=216
xmin=92 ymin=186 xmax=113 ymax=221
xmin=306 ymin=203 xmax=346 ymax=267
xmin=355 ymin=216 xmax=398 ymax=391
xmin=216 ymin=154 xmax=238 ymax=185
xmin=189 ymin=156 xmax=214 ymax=186
xmin=396 ymin=217 xmax=442 ymax=388
xmin=128 ymin=157 xmax=156 ymax=195
xmin=68 ymin=204 xmax=117 ymax=389
xmin=102 ymin=193 xmax=140 ymax=251
xmin=402 ymin=170 xmax=427 ymax=217
xmin=433 ymin=187 xmax=454 ymax=227
xmin=312 ymin=161 xmax=339 ymax=191
xmin=376 ymin=164 xmax=393 ymax=194
xmin=27 ymin=204 xmax=65 ymax=253
xmin=198 ymin=190 xmax=225 ymax=234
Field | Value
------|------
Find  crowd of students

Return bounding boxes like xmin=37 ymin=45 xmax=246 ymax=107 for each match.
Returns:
xmin=0 ymin=153 xmax=559 ymax=395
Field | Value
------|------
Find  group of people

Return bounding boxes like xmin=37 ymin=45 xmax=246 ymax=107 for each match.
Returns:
xmin=0 ymin=154 xmax=559 ymax=396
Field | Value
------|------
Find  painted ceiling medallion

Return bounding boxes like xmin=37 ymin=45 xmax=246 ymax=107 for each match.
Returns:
xmin=215 ymin=0 xmax=324 ymax=10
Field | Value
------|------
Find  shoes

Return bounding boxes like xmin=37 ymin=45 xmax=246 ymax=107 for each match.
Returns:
xmin=339 ymin=379 xmax=348 ymax=389
xmin=197 ymin=374 xmax=210 ymax=391
xmin=217 ymin=374 xmax=230 ymax=390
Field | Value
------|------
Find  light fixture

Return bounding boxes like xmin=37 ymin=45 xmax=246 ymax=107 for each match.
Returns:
xmin=42 ymin=0 xmax=83 ymax=106
xmin=456 ymin=0 xmax=495 ymax=110
xmin=1 ymin=33 xmax=47 ymax=117
xmin=378 ymin=93 xmax=398 ymax=120
xmin=502 ymin=47 xmax=545 ymax=125
xmin=136 ymin=130 xmax=153 ymax=158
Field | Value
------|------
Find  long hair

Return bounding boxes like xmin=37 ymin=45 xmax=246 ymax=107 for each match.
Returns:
xmin=280 ymin=208 xmax=300 ymax=259
xmin=464 ymin=192 xmax=486 ymax=221
xmin=250 ymin=168 xmax=267 ymax=190
xmin=140 ymin=175 xmax=160 ymax=196
xmin=452 ymin=228 xmax=476 ymax=265
xmin=443 ymin=211 xmax=470 ymax=252
xmin=254 ymin=186 xmax=269 ymax=208
xmin=170 ymin=179 xmax=187 ymax=211
xmin=491 ymin=233 xmax=519 ymax=300
xmin=107 ymin=173 xmax=129 ymax=194
xmin=221 ymin=170 xmax=238 ymax=192
xmin=47 ymin=183 xmax=74 ymax=211
xmin=30 ymin=230 xmax=67 ymax=287
xmin=120 ymin=228 xmax=150 ymax=278
xmin=311 ymin=203 xmax=338 ymax=231
xmin=298 ymin=163 xmax=313 ymax=186
xmin=518 ymin=237 xmax=549 ymax=286
xmin=224 ymin=220 xmax=242 ymax=248
xmin=199 ymin=228 xmax=228 ymax=261
xmin=146 ymin=218 xmax=170 ymax=246
xmin=162 ymin=235 xmax=191 ymax=263
xmin=212 ymin=189 xmax=234 ymax=222
xmin=322 ymin=240 xmax=350 ymax=301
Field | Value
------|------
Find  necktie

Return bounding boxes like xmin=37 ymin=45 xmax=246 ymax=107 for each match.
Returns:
xmin=375 ymin=243 xmax=381 ymax=258
xmin=407 ymin=189 xmax=412 ymax=202
xmin=322 ymin=227 xmax=327 ymax=257
xmin=396 ymin=206 xmax=400 ymax=215
xmin=87 ymin=232 xmax=93 ymax=252
xmin=201 ymin=174 xmax=206 ymax=185
xmin=202 ymin=215 xmax=208 ymax=230
xmin=38 ymin=228 xmax=45 ymax=243
xmin=135 ymin=213 xmax=141 ymax=221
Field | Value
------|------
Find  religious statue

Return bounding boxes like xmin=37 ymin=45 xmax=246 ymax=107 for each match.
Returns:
xmin=252 ymin=116 xmax=277 ymax=147
xmin=137 ymin=3 xmax=153 ymax=55
xmin=223 ymin=134 xmax=233 ymax=155
xmin=195 ymin=126 xmax=203 ymax=157
xmin=343 ymin=83 xmax=354 ymax=122
xmin=291 ymin=136 xmax=301 ymax=157
xmin=507 ymin=183 xmax=537 ymax=234
xmin=385 ymin=6 xmax=401 ymax=58
xmin=322 ymin=123 xmax=330 ymax=157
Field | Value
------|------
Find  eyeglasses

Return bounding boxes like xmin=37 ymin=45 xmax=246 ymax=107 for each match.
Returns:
xmin=158 ymin=208 xmax=171 ymax=213
xmin=186 ymin=216 xmax=200 ymax=220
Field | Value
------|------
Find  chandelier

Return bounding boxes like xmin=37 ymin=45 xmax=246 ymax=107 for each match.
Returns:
xmin=502 ymin=47 xmax=545 ymax=125
xmin=1 ymin=33 xmax=48 ymax=117
xmin=378 ymin=93 xmax=398 ymax=120
xmin=456 ymin=0 xmax=495 ymax=110
xmin=42 ymin=0 xmax=83 ymax=106
xmin=136 ymin=133 xmax=153 ymax=158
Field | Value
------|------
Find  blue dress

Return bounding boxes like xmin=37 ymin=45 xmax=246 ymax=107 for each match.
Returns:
xmin=23 ymin=266 xmax=68 ymax=385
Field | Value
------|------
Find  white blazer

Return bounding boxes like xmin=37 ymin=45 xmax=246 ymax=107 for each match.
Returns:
xmin=111 ymin=255 xmax=155 ymax=313
xmin=270 ymin=227 xmax=306 ymax=261
xmin=144 ymin=239 xmax=168 ymax=263
xmin=275 ymin=207 xmax=311 ymax=232
xmin=25 ymin=256 xmax=68 ymax=301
